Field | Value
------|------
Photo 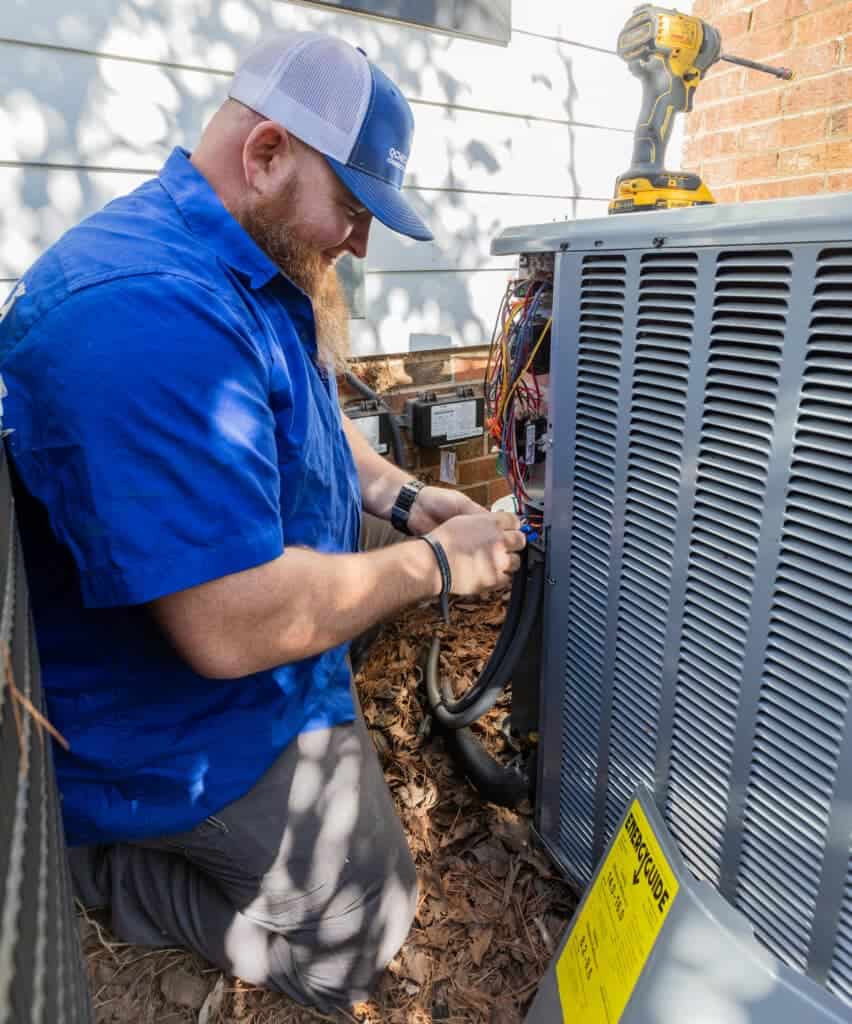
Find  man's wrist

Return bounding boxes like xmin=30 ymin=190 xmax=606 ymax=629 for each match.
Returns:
xmin=419 ymin=534 xmax=451 ymax=598
xmin=390 ymin=479 xmax=425 ymax=535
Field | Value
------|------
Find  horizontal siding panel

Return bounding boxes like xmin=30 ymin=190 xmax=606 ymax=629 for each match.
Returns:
xmin=0 ymin=267 xmax=514 ymax=359
xmin=0 ymin=1 xmax=639 ymax=130
xmin=0 ymin=45 xmax=631 ymax=197
xmin=0 ymin=165 xmax=607 ymax=279
xmin=512 ymin=0 xmax=642 ymax=51
xmin=350 ymin=268 xmax=513 ymax=355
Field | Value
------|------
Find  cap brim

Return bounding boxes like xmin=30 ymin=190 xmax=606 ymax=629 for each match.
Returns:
xmin=325 ymin=156 xmax=433 ymax=242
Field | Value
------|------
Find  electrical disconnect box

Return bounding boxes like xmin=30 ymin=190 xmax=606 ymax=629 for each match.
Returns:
xmin=405 ymin=388 xmax=485 ymax=447
xmin=344 ymin=399 xmax=394 ymax=456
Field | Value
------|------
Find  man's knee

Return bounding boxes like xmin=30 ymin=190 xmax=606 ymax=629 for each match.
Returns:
xmin=266 ymin=841 xmax=418 ymax=1009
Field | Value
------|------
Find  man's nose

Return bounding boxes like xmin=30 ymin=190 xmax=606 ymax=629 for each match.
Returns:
xmin=346 ymin=214 xmax=372 ymax=259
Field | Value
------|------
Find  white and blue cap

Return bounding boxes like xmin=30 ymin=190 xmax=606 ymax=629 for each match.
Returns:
xmin=229 ymin=32 xmax=433 ymax=241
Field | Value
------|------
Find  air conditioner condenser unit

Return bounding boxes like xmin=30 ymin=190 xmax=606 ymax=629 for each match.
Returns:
xmin=491 ymin=192 xmax=852 ymax=1019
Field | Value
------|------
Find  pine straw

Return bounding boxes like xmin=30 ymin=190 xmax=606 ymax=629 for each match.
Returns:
xmin=79 ymin=592 xmax=578 ymax=1023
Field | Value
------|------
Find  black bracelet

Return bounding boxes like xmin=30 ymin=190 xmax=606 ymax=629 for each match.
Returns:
xmin=419 ymin=534 xmax=452 ymax=622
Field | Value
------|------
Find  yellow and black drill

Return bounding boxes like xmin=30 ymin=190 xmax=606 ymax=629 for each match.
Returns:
xmin=610 ymin=4 xmax=794 ymax=214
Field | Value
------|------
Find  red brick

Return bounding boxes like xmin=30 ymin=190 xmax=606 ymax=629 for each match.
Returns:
xmin=739 ymin=120 xmax=782 ymax=153
xmin=828 ymin=105 xmax=852 ymax=136
xmin=702 ymin=99 xmax=748 ymax=132
xmin=782 ymin=74 xmax=833 ymax=114
xmin=738 ymin=174 xmax=824 ymax=200
xmin=417 ymin=434 xmax=488 ymax=468
xmin=777 ymin=173 xmax=826 ymax=195
xmin=458 ymin=455 xmax=499 ymax=487
xmin=454 ymin=365 xmax=488 ymax=384
xmin=738 ymin=21 xmax=793 ymax=60
xmin=828 ymin=137 xmax=852 ymax=165
xmin=795 ymin=6 xmax=852 ymax=48
xmin=713 ymin=184 xmax=739 ymax=203
xmin=737 ymin=152 xmax=779 ymax=179
xmin=738 ymin=180 xmax=786 ymax=201
xmin=828 ymin=170 xmax=852 ymax=189
xmin=742 ymin=88 xmax=784 ymax=122
xmin=832 ymin=69 xmax=852 ymax=103
xmin=787 ymin=0 xmax=839 ymax=15
xmin=460 ymin=483 xmax=489 ymax=507
xmin=696 ymin=67 xmax=746 ymax=105
xmin=778 ymin=142 xmax=828 ymax=173
xmin=451 ymin=350 xmax=488 ymax=369
xmin=682 ymin=133 xmax=703 ymax=165
xmin=714 ymin=10 xmax=752 ymax=42
xmin=703 ymin=128 xmax=740 ymax=158
xmin=487 ymin=477 xmax=512 ymax=505
xmin=787 ymin=39 xmax=842 ymax=79
xmin=780 ymin=111 xmax=827 ymax=146
xmin=703 ymin=154 xmax=739 ymax=185
xmin=751 ymin=0 xmax=791 ymax=30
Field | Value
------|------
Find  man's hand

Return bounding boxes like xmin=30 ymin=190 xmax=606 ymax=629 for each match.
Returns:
xmin=427 ymin=511 xmax=526 ymax=594
xmin=407 ymin=485 xmax=487 ymax=535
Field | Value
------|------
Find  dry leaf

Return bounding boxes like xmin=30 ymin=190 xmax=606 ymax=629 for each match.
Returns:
xmin=470 ymin=926 xmax=494 ymax=966
xmin=398 ymin=948 xmax=431 ymax=986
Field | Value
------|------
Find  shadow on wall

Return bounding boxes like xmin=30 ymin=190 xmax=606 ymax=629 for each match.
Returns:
xmin=0 ymin=0 xmax=583 ymax=350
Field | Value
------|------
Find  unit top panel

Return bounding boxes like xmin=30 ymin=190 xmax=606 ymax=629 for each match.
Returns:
xmin=491 ymin=191 xmax=852 ymax=256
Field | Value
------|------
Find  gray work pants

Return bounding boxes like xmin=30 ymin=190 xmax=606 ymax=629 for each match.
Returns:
xmin=68 ymin=514 xmax=415 ymax=1011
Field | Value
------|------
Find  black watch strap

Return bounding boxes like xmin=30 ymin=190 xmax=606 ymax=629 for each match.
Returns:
xmin=390 ymin=479 xmax=425 ymax=535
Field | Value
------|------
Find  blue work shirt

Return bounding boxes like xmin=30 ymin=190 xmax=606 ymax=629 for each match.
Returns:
xmin=0 ymin=148 xmax=362 ymax=846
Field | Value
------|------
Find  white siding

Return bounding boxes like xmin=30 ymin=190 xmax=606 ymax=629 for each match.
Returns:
xmin=0 ymin=0 xmax=656 ymax=355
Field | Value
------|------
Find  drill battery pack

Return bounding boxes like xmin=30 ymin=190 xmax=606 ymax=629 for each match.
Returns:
xmin=610 ymin=170 xmax=715 ymax=214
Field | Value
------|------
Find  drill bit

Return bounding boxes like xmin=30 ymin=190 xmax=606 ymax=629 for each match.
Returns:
xmin=721 ymin=53 xmax=794 ymax=80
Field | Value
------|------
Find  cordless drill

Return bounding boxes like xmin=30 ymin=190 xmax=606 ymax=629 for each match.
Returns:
xmin=610 ymin=4 xmax=793 ymax=214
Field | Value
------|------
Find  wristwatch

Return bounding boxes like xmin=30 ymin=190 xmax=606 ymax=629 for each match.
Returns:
xmin=390 ymin=479 xmax=425 ymax=535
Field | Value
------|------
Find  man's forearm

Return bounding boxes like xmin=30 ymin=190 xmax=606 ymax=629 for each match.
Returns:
xmin=342 ymin=414 xmax=410 ymax=518
xmin=152 ymin=540 xmax=440 ymax=679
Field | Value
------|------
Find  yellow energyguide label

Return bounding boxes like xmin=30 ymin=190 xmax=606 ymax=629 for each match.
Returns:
xmin=556 ymin=799 xmax=679 ymax=1023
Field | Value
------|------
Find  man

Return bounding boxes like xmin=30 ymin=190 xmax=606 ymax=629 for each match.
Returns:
xmin=0 ymin=31 xmax=525 ymax=1011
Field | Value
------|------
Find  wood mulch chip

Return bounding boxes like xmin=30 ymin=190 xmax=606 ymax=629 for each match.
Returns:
xmin=79 ymin=591 xmax=578 ymax=1023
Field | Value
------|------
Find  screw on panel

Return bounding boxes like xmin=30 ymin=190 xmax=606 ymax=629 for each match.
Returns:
xmin=546 ymin=575 xmax=557 ymax=585
xmin=559 ymin=242 xmax=570 ymax=251
xmin=652 ymin=236 xmax=666 ymax=248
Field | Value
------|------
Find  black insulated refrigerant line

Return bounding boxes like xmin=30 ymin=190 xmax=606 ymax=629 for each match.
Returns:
xmin=424 ymin=546 xmax=545 ymax=807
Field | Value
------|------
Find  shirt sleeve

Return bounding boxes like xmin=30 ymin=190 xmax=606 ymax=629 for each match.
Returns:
xmin=10 ymin=273 xmax=285 ymax=607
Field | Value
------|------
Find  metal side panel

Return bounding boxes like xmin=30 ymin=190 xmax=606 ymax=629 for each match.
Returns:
xmin=0 ymin=447 xmax=94 ymax=1024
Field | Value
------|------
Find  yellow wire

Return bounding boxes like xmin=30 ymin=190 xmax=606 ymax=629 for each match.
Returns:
xmin=498 ymin=300 xmax=528 ymax=412
xmin=499 ymin=316 xmax=552 ymax=420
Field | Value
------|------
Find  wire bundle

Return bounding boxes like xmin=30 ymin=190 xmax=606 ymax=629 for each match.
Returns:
xmin=484 ymin=276 xmax=552 ymax=522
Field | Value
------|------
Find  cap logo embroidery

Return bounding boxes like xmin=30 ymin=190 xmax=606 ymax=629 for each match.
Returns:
xmin=387 ymin=147 xmax=408 ymax=172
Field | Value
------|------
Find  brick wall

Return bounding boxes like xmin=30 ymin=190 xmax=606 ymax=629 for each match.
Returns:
xmin=338 ymin=347 xmax=512 ymax=509
xmin=684 ymin=0 xmax=852 ymax=201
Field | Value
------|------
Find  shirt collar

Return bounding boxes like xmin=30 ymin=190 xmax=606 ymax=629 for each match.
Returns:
xmin=158 ymin=147 xmax=280 ymax=290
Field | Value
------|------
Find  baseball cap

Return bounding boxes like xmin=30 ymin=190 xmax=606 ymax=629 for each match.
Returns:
xmin=229 ymin=33 xmax=433 ymax=242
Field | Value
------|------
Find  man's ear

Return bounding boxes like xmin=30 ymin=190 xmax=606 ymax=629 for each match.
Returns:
xmin=242 ymin=121 xmax=295 ymax=197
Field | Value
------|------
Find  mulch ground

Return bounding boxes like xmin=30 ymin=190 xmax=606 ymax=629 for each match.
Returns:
xmin=78 ymin=591 xmax=578 ymax=1023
